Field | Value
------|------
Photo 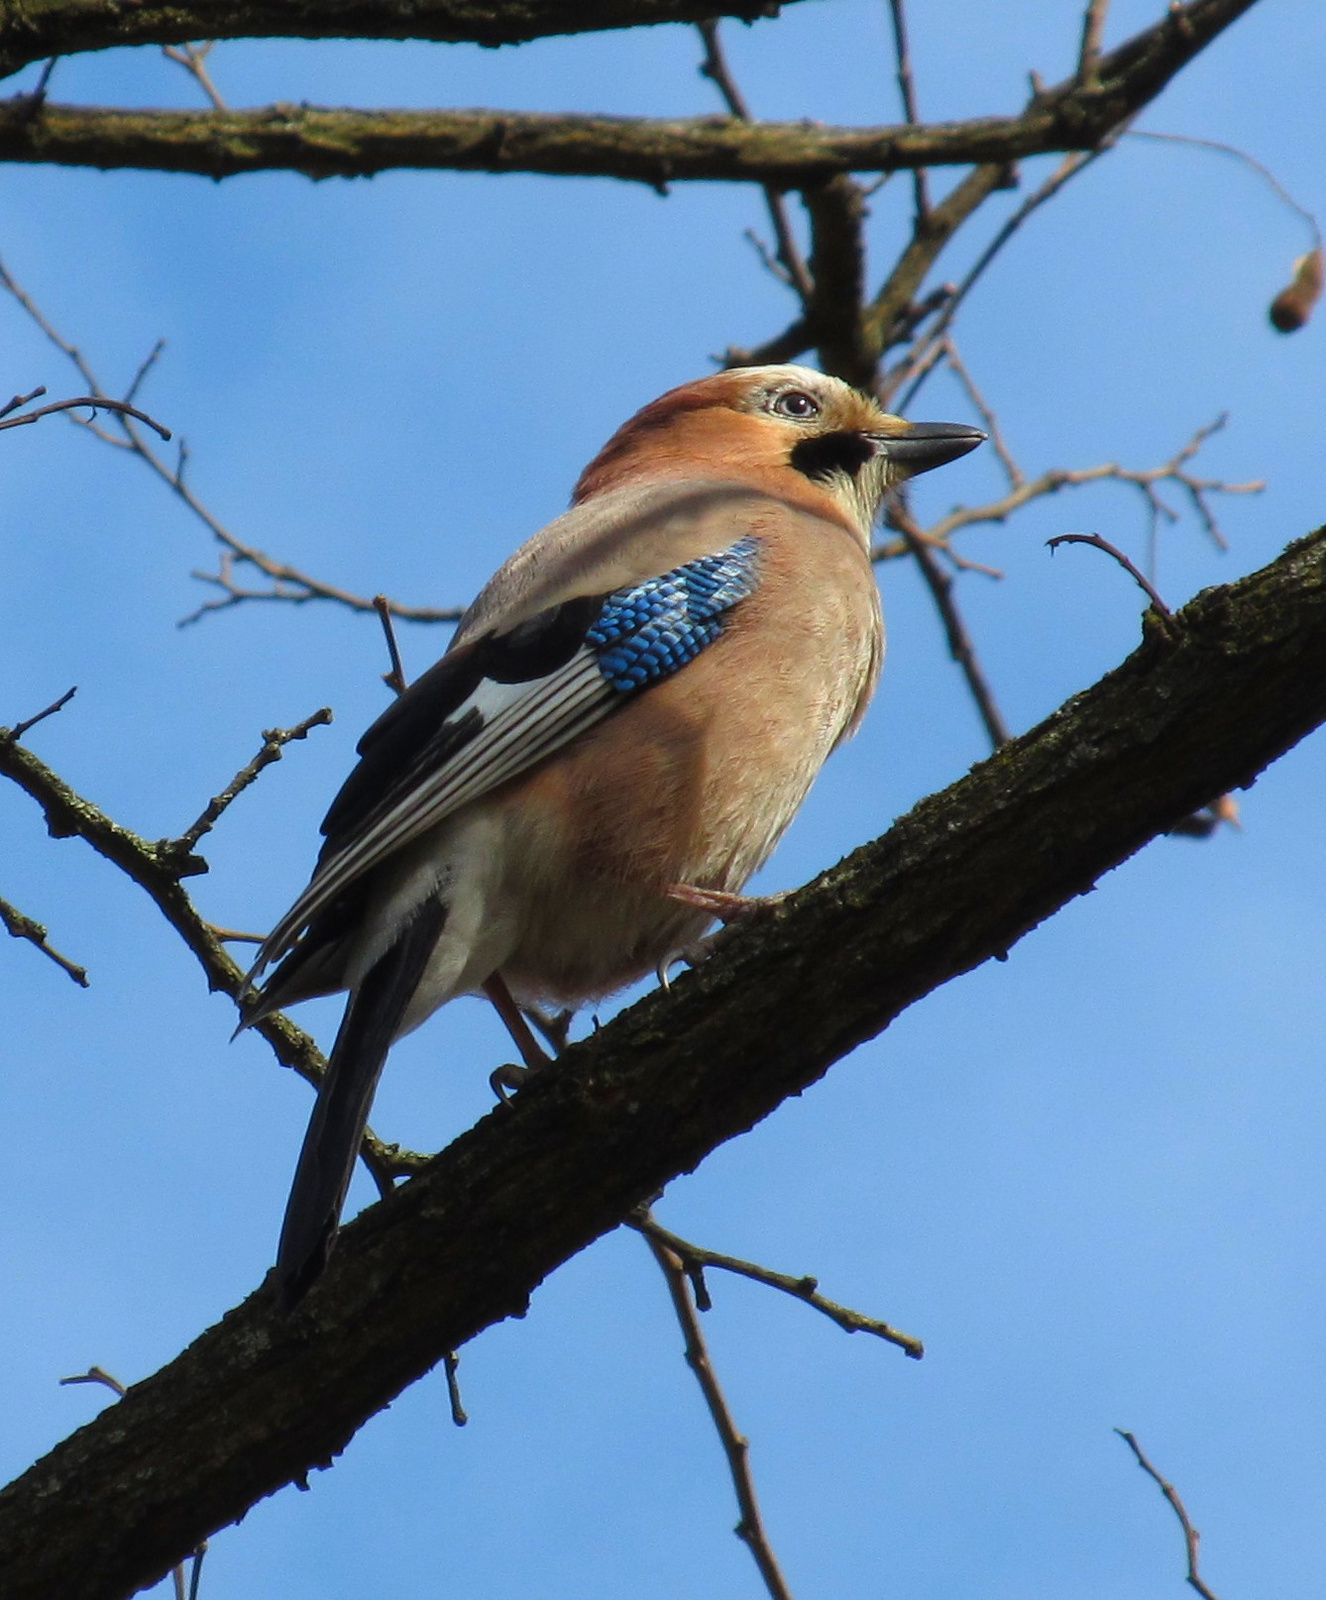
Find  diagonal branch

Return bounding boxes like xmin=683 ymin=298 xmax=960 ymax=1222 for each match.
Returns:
xmin=0 ymin=517 xmax=1322 ymax=1600
xmin=0 ymin=893 xmax=90 ymax=985
xmin=645 ymin=1232 xmax=794 ymax=1600
xmin=0 ymin=255 xmax=460 ymax=627
xmin=0 ymin=0 xmax=1262 ymax=180
xmin=0 ymin=717 xmax=429 ymax=1186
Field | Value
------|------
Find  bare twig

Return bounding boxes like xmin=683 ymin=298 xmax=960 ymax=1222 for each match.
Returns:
xmin=172 ymin=708 xmax=334 ymax=855
xmin=889 ymin=150 xmax=1103 ymax=410
xmin=122 ymin=338 xmax=166 ymax=407
xmin=3 ymin=685 xmax=77 ymax=742
xmin=881 ymin=417 xmax=1262 ymax=557
xmin=631 ymin=1212 xmax=923 ymax=1357
xmin=0 ymin=387 xmax=170 ymax=438
xmin=644 ymin=1231 xmax=794 ymax=1600
xmin=181 ymin=555 xmax=462 ymax=627
xmin=443 ymin=1352 xmax=468 ymax=1428
xmin=1116 ymin=1430 xmax=1223 ymax=1600
xmin=1047 ymin=531 xmax=1177 ymax=631
xmin=866 ymin=160 xmax=1018 ymax=367
xmin=1129 ymin=129 xmax=1322 ymax=249
xmin=888 ymin=501 xmax=1012 ymax=748
xmin=60 ymin=1366 xmax=127 ymax=1398
xmin=698 ymin=21 xmax=813 ymax=304
xmin=886 ymin=0 xmax=929 ymax=222
xmin=1077 ymin=0 xmax=1111 ymax=84
xmin=206 ymin=924 xmax=264 ymax=944
xmin=0 ymin=384 xmax=43 ymax=419
xmin=0 ymin=895 xmax=89 ymax=986
xmin=0 ymin=722 xmax=429 ymax=1189
xmin=942 ymin=340 xmax=1023 ymax=488
xmin=373 ymin=595 xmax=409 ymax=696
xmin=162 ymin=41 xmax=228 ymax=111
xmin=0 ymin=257 xmax=460 ymax=629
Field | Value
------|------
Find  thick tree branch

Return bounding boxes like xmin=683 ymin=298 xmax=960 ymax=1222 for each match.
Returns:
xmin=0 ymin=519 xmax=1322 ymax=1600
xmin=0 ymin=0 xmax=1260 ymax=177
xmin=0 ymin=0 xmax=799 ymax=84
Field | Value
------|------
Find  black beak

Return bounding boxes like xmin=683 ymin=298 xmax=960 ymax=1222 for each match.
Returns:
xmin=878 ymin=422 xmax=986 ymax=477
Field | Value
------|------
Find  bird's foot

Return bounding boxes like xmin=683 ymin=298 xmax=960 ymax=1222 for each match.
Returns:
xmin=484 ymin=973 xmax=552 ymax=1104
xmin=656 ymin=885 xmax=792 ymax=987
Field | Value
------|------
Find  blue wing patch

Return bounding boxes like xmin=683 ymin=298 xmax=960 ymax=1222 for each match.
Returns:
xmin=587 ymin=536 xmax=762 ymax=693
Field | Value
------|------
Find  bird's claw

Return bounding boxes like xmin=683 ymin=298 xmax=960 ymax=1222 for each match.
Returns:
xmin=656 ymin=886 xmax=792 ymax=988
xmin=490 ymin=1060 xmax=538 ymax=1104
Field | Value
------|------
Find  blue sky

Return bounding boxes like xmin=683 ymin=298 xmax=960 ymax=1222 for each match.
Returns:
xmin=2 ymin=1 xmax=1324 ymax=1594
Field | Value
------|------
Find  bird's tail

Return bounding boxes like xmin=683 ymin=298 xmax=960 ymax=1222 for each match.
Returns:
xmin=277 ymin=898 xmax=447 ymax=1306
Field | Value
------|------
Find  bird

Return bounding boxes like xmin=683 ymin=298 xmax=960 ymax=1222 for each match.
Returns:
xmin=240 ymin=363 xmax=984 ymax=1302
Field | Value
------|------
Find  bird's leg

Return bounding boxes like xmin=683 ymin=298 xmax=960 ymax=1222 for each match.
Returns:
xmin=483 ymin=972 xmax=551 ymax=1101
xmin=657 ymin=884 xmax=793 ymax=985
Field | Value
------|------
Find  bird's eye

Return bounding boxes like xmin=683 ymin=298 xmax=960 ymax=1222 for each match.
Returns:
xmin=771 ymin=389 xmax=821 ymax=420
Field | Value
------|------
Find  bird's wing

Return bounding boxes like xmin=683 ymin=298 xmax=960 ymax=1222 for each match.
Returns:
xmin=244 ymin=524 xmax=764 ymax=987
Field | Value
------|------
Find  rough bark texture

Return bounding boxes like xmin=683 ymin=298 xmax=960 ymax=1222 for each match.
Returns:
xmin=0 ymin=523 xmax=1323 ymax=1600
xmin=0 ymin=0 xmax=1258 ymax=175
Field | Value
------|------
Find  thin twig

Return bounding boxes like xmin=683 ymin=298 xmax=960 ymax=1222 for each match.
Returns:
xmin=942 ymin=340 xmax=1023 ymax=488
xmin=1129 ymin=129 xmax=1322 ymax=249
xmin=886 ymin=0 xmax=930 ymax=222
xmin=0 ymin=895 xmax=89 ymax=986
xmin=29 ymin=57 xmax=59 ymax=102
xmin=0 ymin=390 xmax=170 ymax=439
xmin=889 ymin=500 xmax=1012 ymax=749
xmin=631 ymin=1213 xmax=923 ymax=1357
xmin=0 ymin=257 xmax=459 ymax=629
xmin=1116 ymin=1430 xmax=1223 ymax=1600
xmin=373 ymin=595 xmax=409 ymax=696
xmin=1048 ymin=532 xmax=1179 ymax=638
xmin=4 ymin=685 xmax=77 ymax=742
xmin=171 ymin=708 xmax=334 ymax=854
xmin=697 ymin=21 xmax=813 ymax=305
xmin=162 ymin=41 xmax=229 ymax=112
xmin=443 ymin=1352 xmax=468 ymax=1427
xmin=889 ymin=150 xmax=1103 ymax=410
xmin=892 ymin=416 xmax=1260 ymax=555
xmin=866 ymin=160 xmax=1018 ymax=366
xmin=60 ymin=1365 xmax=127 ymax=1398
xmin=123 ymin=338 xmax=166 ymax=407
xmin=0 ymin=385 xmax=43 ymax=420
xmin=644 ymin=1231 xmax=794 ymax=1600
xmin=1077 ymin=0 xmax=1111 ymax=84
xmin=0 ymin=722 xmax=430 ymax=1190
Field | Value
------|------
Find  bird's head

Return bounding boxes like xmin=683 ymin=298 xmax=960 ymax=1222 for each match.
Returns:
xmin=572 ymin=364 xmax=984 ymax=540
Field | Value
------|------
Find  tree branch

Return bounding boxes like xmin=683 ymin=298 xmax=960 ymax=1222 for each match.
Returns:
xmin=0 ymin=892 xmax=90 ymax=985
xmin=0 ymin=517 xmax=1322 ymax=1600
xmin=0 ymin=0 xmax=801 ymax=84
xmin=0 ymin=714 xmax=429 ymax=1187
xmin=0 ymin=0 xmax=1261 ymax=179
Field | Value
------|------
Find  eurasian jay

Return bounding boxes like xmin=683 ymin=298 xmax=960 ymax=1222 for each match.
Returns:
xmin=241 ymin=364 xmax=983 ymax=1301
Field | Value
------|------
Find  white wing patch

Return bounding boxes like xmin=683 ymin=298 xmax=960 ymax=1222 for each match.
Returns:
xmin=249 ymin=649 xmax=614 ymax=980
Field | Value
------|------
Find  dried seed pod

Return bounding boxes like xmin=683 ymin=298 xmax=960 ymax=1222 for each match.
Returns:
xmin=1269 ymin=246 xmax=1324 ymax=332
